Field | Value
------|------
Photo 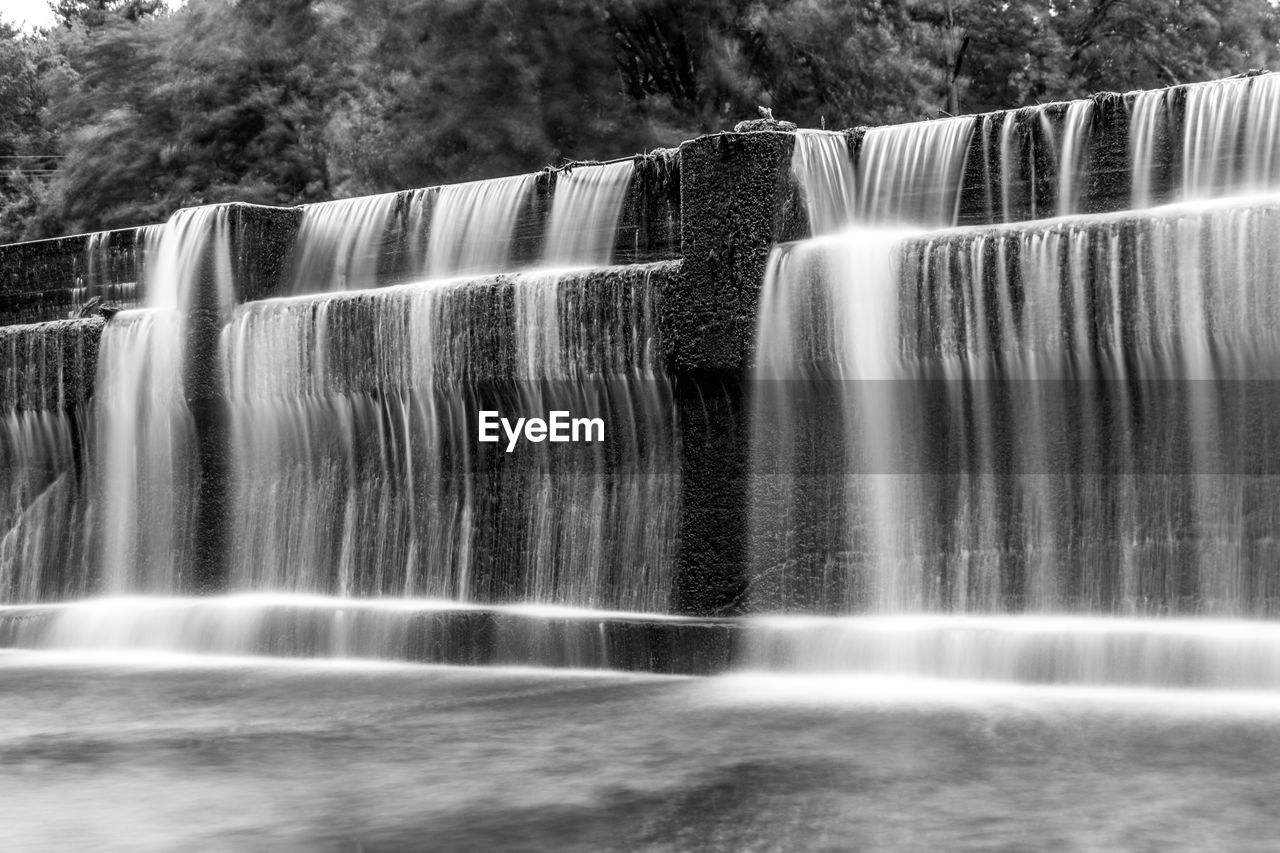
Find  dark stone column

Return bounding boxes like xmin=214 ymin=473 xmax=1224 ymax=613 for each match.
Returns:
xmin=185 ymin=204 xmax=300 ymax=593
xmin=184 ymin=249 xmax=230 ymax=594
xmin=667 ymin=131 xmax=806 ymax=615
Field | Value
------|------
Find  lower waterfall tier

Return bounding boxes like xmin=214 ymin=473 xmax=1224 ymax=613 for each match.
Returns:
xmin=5 ymin=595 xmax=1280 ymax=689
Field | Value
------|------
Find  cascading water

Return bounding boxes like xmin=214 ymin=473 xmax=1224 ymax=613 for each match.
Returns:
xmin=1131 ymin=71 xmax=1280 ymax=207
xmin=750 ymin=86 xmax=1280 ymax=686
xmin=754 ymin=199 xmax=1280 ymax=617
xmin=287 ymin=192 xmax=402 ymax=293
xmin=542 ymin=160 xmax=635 ymax=266
xmin=93 ymin=205 xmax=233 ymax=592
xmin=220 ymin=263 xmax=677 ymax=612
xmin=0 ymin=320 xmax=97 ymax=602
xmin=978 ymin=99 xmax=1095 ymax=222
xmin=286 ymin=160 xmax=636 ymax=295
xmin=858 ymin=117 xmax=975 ymax=225
xmin=422 ymin=174 xmax=536 ymax=278
xmin=8 ymin=77 xmax=1280 ymax=695
xmin=1056 ymin=100 xmax=1094 ymax=215
xmin=791 ymin=118 xmax=975 ymax=233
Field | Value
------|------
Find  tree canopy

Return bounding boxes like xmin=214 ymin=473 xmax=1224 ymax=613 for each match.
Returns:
xmin=1 ymin=0 xmax=1277 ymax=240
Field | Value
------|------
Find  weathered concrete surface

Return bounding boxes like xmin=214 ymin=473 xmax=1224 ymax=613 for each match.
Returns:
xmin=0 ymin=317 xmax=104 ymax=412
xmin=663 ymin=131 xmax=807 ymax=615
xmin=230 ymin=204 xmax=305 ymax=303
xmin=0 ymin=229 xmax=143 ymax=326
xmin=671 ymin=131 xmax=805 ymax=373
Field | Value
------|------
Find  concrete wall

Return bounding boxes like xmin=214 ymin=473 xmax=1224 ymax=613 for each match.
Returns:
xmin=0 ymin=74 xmax=1269 ymax=613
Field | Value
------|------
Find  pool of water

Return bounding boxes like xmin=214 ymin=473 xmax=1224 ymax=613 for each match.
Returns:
xmin=3 ymin=651 xmax=1278 ymax=851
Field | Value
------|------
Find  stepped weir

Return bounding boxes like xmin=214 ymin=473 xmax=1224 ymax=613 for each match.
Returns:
xmin=5 ymin=73 xmax=1280 ymax=686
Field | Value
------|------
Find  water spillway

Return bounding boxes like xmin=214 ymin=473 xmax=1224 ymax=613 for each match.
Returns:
xmin=221 ymin=263 xmax=678 ymax=608
xmin=2 ymin=74 xmax=1280 ymax=693
xmin=752 ymin=199 xmax=1280 ymax=615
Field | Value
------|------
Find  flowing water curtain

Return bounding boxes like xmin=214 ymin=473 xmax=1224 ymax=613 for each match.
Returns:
xmin=93 ymin=310 xmax=199 ymax=593
xmin=1056 ymin=100 xmax=1095 ymax=216
xmin=856 ymin=116 xmax=975 ymax=226
xmin=423 ymin=174 xmax=536 ymax=279
xmin=92 ymin=205 xmax=233 ymax=594
xmin=752 ymin=201 xmax=1280 ymax=615
xmin=0 ymin=322 xmax=96 ymax=603
xmin=790 ymin=119 xmax=975 ymax=234
xmin=511 ymin=266 xmax=678 ymax=612
xmin=542 ymin=160 xmax=635 ymax=266
xmin=286 ymin=175 xmax=542 ymax=295
xmin=990 ymin=103 xmax=1092 ymax=223
xmin=751 ymin=227 xmax=925 ymax=612
xmin=287 ymin=193 xmax=402 ymax=294
xmin=222 ymin=283 xmax=477 ymax=598
xmin=1131 ymin=72 xmax=1280 ymax=208
xmin=0 ymin=410 xmax=82 ymax=602
xmin=790 ymin=131 xmax=858 ymax=234
xmin=223 ymin=266 xmax=676 ymax=612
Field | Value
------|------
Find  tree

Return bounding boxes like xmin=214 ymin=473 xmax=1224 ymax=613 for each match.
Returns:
xmin=53 ymin=0 xmax=165 ymax=29
xmin=1055 ymin=0 xmax=1280 ymax=93
xmin=0 ymin=24 xmax=59 ymax=241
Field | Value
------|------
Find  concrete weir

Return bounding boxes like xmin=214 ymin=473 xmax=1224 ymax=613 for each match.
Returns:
xmin=4 ymin=72 xmax=1280 ymax=626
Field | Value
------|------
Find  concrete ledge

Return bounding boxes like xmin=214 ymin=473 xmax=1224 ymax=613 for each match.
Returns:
xmin=0 ymin=317 xmax=104 ymax=412
xmin=0 ymin=601 xmax=740 ymax=675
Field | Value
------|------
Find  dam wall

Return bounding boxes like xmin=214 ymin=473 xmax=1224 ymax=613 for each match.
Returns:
xmin=4 ymin=73 xmax=1280 ymax=616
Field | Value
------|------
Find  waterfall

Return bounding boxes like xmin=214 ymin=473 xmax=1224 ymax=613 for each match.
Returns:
xmin=286 ymin=160 xmax=636 ymax=295
xmin=93 ymin=205 xmax=233 ymax=593
xmin=791 ymin=119 xmax=975 ymax=233
xmin=94 ymin=310 xmax=197 ymax=592
xmin=288 ymin=192 xmax=402 ymax=293
xmin=0 ymin=410 xmax=81 ymax=602
xmin=1056 ymin=100 xmax=1094 ymax=216
xmin=542 ymin=160 xmax=634 ymax=266
xmin=0 ymin=320 xmax=98 ymax=603
xmin=222 ymin=264 xmax=678 ymax=610
xmin=790 ymin=132 xmax=857 ymax=234
xmin=985 ymin=101 xmax=1095 ymax=222
xmin=858 ymin=117 xmax=975 ymax=226
xmin=423 ymin=174 xmax=536 ymax=278
xmin=752 ymin=199 xmax=1280 ymax=615
xmin=1131 ymin=72 xmax=1280 ymax=207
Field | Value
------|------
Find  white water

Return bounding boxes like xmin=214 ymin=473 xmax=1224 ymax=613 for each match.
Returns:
xmin=0 ymin=593 xmax=697 ymax=666
xmin=94 ymin=205 xmax=234 ymax=592
xmin=791 ymin=119 xmax=975 ymax=233
xmin=742 ymin=614 xmax=1280 ymax=688
xmin=753 ymin=198 xmax=1280 ymax=616
xmin=423 ymin=174 xmax=535 ymax=278
xmin=542 ymin=160 xmax=634 ymax=265
xmin=288 ymin=160 xmax=634 ymax=294
xmin=0 ymin=410 xmax=82 ymax=602
xmin=221 ymin=264 xmax=678 ymax=610
xmin=0 ymin=321 xmax=99 ymax=602
xmin=288 ymin=193 xmax=400 ymax=293
xmin=1131 ymin=72 xmax=1280 ymax=207
xmin=1056 ymin=100 xmax=1094 ymax=215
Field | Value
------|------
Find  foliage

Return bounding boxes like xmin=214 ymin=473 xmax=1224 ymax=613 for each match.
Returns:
xmin=0 ymin=0 xmax=1277 ymax=238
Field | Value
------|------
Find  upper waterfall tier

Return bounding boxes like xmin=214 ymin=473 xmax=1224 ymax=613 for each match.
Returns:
xmin=789 ymin=71 xmax=1280 ymax=235
xmin=7 ymin=72 xmax=1280 ymax=326
xmin=0 ymin=153 xmax=679 ymax=325
xmin=285 ymin=155 xmax=678 ymax=295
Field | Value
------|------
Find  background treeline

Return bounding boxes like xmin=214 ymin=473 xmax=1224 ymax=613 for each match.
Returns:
xmin=2 ymin=0 xmax=1278 ymax=241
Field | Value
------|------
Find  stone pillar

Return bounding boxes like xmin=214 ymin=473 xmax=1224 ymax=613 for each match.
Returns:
xmin=667 ymin=131 xmax=806 ymax=615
